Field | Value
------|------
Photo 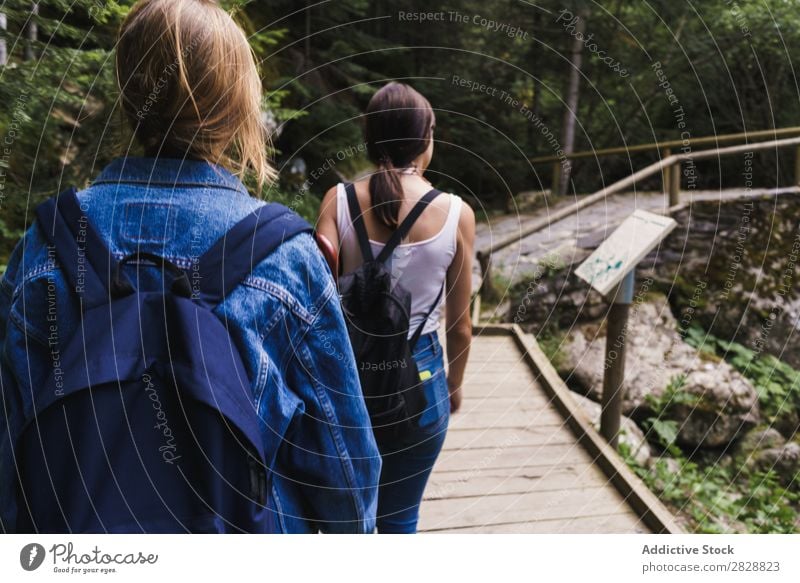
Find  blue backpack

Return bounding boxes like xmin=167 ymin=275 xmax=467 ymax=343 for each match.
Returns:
xmin=15 ymin=188 xmax=310 ymax=533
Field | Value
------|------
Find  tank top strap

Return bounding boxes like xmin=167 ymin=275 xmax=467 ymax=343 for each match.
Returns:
xmin=443 ymin=193 xmax=463 ymax=251
xmin=335 ymin=182 xmax=350 ymax=237
xmin=337 ymin=183 xmax=462 ymax=256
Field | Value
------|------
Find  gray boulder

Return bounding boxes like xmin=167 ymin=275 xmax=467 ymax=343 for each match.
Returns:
xmin=508 ymin=190 xmax=549 ymax=213
xmin=734 ymin=426 xmax=800 ymax=488
xmin=558 ymin=293 xmax=761 ymax=448
xmin=568 ymin=390 xmax=652 ymax=465
xmin=642 ymin=193 xmax=800 ymax=371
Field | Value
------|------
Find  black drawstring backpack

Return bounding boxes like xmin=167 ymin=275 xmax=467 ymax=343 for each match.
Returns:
xmin=338 ymin=183 xmax=443 ymax=446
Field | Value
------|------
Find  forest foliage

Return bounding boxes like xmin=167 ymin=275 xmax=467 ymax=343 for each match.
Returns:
xmin=2 ymin=0 xmax=800 ymax=262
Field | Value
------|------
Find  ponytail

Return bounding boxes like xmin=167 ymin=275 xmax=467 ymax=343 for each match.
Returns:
xmin=369 ymin=158 xmax=404 ymax=229
xmin=363 ymin=82 xmax=435 ymax=229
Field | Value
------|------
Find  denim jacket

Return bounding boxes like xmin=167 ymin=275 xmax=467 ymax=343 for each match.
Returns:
xmin=0 ymin=157 xmax=381 ymax=533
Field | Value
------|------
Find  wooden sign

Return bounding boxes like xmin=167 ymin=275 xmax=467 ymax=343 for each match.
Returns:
xmin=575 ymin=209 xmax=677 ymax=296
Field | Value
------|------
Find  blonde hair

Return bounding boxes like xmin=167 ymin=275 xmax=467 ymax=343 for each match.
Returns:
xmin=116 ymin=0 xmax=275 ymax=189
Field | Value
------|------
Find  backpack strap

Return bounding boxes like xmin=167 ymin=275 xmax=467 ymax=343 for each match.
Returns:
xmin=409 ymin=282 xmax=445 ymax=349
xmin=345 ymin=182 xmax=374 ymax=263
xmin=35 ymin=187 xmax=133 ymax=309
xmin=375 ymin=188 xmax=442 ymax=264
xmin=194 ymin=203 xmax=311 ymax=309
xmin=343 ymin=183 xmax=445 ymax=347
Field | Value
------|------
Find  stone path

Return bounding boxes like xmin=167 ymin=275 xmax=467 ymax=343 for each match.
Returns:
xmin=473 ymin=186 xmax=800 ymax=288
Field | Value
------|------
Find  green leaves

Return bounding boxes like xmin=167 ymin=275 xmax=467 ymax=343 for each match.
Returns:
xmin=683 ymin=324 xmax=800 ymax=424
xmin=644 ymin=418 xmax=679 ymax=451
xmin=623 ymin=448 xmax=799 ymax=533
xmin=625 ymin=325 xmax=800 ymax=533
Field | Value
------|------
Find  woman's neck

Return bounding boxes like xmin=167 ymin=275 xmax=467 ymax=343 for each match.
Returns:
xmin=398 ymin=172 xmax=432 ymax=189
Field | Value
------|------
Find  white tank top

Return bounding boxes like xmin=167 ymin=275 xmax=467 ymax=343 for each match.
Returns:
xmin=336 ymin=183 xmax=462 ymax=338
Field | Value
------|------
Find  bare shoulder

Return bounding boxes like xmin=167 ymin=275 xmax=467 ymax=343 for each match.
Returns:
xmin=319 ymin=184 xmax=339 ymax=217
xmin=457 ymin=197 xmax=476 ymax=234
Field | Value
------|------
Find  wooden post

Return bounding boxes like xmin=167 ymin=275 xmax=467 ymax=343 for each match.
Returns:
xmin=551 ymin=162 xmax=562 ymax=197
xmin=795 ymin=145 xmax=800 ymax=186
xmin=668 ymin=161 xmax=681 ymax=206
xmin=476 ymin=251 xmax=497 ymax=303
xmin=471 ymin=293 xmax=481 ymax=327
xmin=661 ymin=148 xmax=672 ymax=194
xmin=600 ymin=270 xmax=635 ymax=449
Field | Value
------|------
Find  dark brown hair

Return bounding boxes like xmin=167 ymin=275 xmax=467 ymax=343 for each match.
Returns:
xmin=116 ymin=0 xmax=275 ymax=188
xmin=364 ymin=82 xmax=434 ymax=228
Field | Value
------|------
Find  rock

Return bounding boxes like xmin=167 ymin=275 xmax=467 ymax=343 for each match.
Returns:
xmin=759 ymin=442 xmax=800 ymax=486
xmin=557 ymin=293 xmax=761 ymax=448
xmin=772 ymin=409 xmax=800 ymax=442
xmin=507 ymin=246 xmax=605 ymax=331
xmin=642 ymin=193 xmax=800 ymax=371
xmin=734 ymin=427 xmax=787 ymax=458
xmin=669 ymin=372 xmax=761 ymax=447
xmin=508 ymin=190 xmax=549 ymax=213
xmin=568 ymin=390 xmax=652 ymax=465
xmin=647 ymin=455 xmax=681 ymax=475
xmin=735 ymin=426 xmax=800 ymax=488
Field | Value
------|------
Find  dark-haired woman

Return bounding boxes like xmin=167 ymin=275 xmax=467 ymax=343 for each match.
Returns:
xmin=318 ymin=82 xmax=475 ymax=533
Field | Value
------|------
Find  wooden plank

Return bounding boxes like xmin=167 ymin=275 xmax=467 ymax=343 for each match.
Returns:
xmin=509 ymin=325 xmax=683 ymax=534
xmin=462 ymin=381 xmax=546 ymax=399
xmin=418 ymin=487 xmax=633 ymax=531
xmin=423 ymin=513 xmax=648 ymax=534
xmin=424 ymin=464 xmax=612 ymax=500
xmin=468 ymin=353 xmax=527 ymax=364
xmin=459 ymin=396 xmax=555 ymax=413
xmin=463 ymin=357 xmax=532 ymax=368
xmin=448 ymin=410 xmax=566 ymax=430
xmin=415 ymin=329 xmax=676 ymax=535
xmin=434 ymin=443 xmax=595 ymax=472
xmin=442 ymin=426 xmax=576 ymax=450
xmin=467 ymin=343 xmax=523 ymax=358
xmin=468 ymin=337 xmax=517 ymax=346
xmin=463 ymin=368 xmax=538 ymax=380
xmin=463 ymin=371 xmax=536 ymax=383
xmin=463 ymin=371 xmax=539 ymax=382
xmin=473 ymin=324 xmax=515 ymax=335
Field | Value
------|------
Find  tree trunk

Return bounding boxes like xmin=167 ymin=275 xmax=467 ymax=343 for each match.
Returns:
xmin=531 ymin=12 xmax=542 ymax=118
xmin=304 ymin=1 xmax=311 ymax=63
xmin=25 ymin=3 xmax=39 ymax=61
xmin=0 ymin=13 xmax=7 ymax=66
xmin=558 ymin=7 xmax=589 ymax=196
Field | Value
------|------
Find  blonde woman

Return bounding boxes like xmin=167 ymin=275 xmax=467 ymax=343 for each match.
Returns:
xmin=0 ymin=0 xmax=379 ymax=533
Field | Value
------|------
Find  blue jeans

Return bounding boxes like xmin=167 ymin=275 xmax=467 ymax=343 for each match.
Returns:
xmin=376 ymin=332 xmax=449 ymax=534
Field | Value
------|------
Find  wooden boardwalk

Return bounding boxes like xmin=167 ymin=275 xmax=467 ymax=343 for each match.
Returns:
xmin=419 ymin=326 xmax=681 ymax=534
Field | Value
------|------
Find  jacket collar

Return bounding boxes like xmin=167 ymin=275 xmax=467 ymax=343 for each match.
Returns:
xmin=93 ymin=157 xmax=249 ymax=196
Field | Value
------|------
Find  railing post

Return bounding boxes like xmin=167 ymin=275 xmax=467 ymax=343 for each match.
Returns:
xmin=476 ymin=250 xmax=499 ymax=303
xmin=661 ymin=148 xmax=672 ymax=194
xmin=551 ymin=161 xmax=562 ymax=197
xmin=795 ymin=145 xmax=800 ymax=186
xmin=668 ymin=161 xmax=681 ymax=206
xmin=600 ymin=270 xmax=635 ymax=449
xmin=471 ymin=293 xmax=481 ymax=327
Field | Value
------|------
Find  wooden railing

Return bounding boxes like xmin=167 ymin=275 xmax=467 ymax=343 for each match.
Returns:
xmin=532 ymin=126 xmax=800 ymax=197
xmin=478 ymin=133 xmax=800 ymax=302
